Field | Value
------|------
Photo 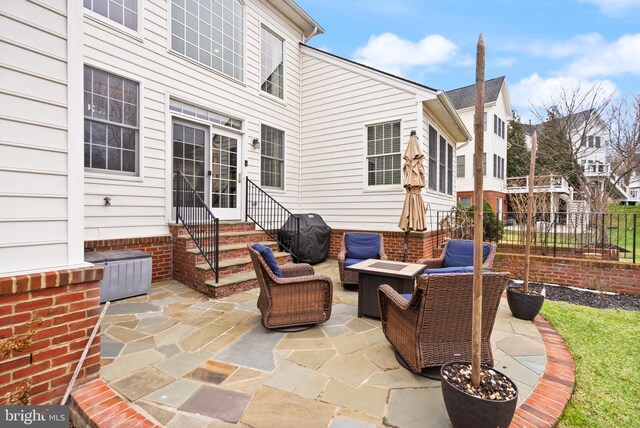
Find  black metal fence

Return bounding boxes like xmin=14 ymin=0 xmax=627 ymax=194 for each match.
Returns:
xmin=245 ymin=178 xmax=300 ymax=260
xmin=432 ymin=210 xmax=638 ymax=264
xmin=175 ymin=171 xmax=220 ymax=282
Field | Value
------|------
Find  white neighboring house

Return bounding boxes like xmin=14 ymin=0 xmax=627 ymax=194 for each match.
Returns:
xmin=624 ymin=173 xmax=640 ymax=205
xmin=446 ymin=76 xmax=512 ymax=219
xmin=0 ymin=0 xmax=469 ymax=276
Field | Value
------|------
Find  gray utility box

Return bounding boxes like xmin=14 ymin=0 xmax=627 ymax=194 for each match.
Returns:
xmin=85 ymin=250 xmax=152 ymax=303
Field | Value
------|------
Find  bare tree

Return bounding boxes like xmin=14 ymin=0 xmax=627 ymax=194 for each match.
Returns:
xmin=529 ymin=81 xmax=623 ymax=212
xmin=605 ymin=94 xmax=640 ymax=188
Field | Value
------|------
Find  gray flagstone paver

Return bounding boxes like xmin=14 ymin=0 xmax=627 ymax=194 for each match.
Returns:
xmin=214 ymin=326 xmax=284 ymax=372
xmin=179 ymin=385 xmax=251 ymax=423
xmin=144 ymin=379 xmax=202 ymax=407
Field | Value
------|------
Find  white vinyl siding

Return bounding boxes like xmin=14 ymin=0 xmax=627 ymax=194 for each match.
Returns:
xmin=0 ymin=0 xmax=75 ymax=274
xmin=170 ymin=0 xmax=244 ymax=81
xmin=261 ymin=27 xmax=284 ymax=99
xmin=84 ymin=0 xmax=138 ymax=30
xmin=366 ymin=121 xmax=401 ymax=187
xmin=82 ymin=0 xmax=306 ymax=238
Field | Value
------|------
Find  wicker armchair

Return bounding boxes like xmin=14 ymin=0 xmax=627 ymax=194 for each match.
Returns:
xmin=247 ymin=245 xmax=333 ymax=331
xmin=378 ymin=271 xmax=510 ymax=378
xmin=338 ymin=232 xmax=387 ymax=288
xmin=417 ymin=239 xmax=497 ymax=272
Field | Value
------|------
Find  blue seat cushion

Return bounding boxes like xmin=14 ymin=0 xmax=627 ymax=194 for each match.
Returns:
xmin=401 ymin=293 xmax=413 ymax=301
xmin=344 ymin=258 xmax=364 ymax=268
xmin=252 ymin=243 xmax=282 ymax=278
xmin=423 ymin=267 xmax=492 ymax=275
xmin=442 ymin=240 xmax=490 ymax=268
xmin=345 ymin=234 xmax=380 ymax=260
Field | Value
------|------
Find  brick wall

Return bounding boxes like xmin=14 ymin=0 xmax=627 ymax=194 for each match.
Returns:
xmin=85 ymin=236 xmax=172 ymax=282
xmin=328 ymin=229 xmax=440 ymax=262
xmin=493 ymin=252 xmax=640 ymax=295
xmin=0 ymin=266 xmax=104 ymax=405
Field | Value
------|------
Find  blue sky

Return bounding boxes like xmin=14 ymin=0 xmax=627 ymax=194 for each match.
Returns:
xmin=297 ymin=0 xmax=640 ymax=121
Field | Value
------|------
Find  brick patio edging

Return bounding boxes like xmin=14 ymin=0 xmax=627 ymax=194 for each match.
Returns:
xmin=69 ymin=378 xmax=161 ymax=428
xmin=510 ymin=316 xmax=576 ymax=428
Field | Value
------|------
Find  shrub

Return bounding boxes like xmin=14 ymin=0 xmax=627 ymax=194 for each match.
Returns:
xmin=466 ymin=199 xmax=504 ymax=242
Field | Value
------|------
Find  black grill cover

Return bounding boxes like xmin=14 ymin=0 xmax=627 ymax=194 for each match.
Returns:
xmin=279 ymin=213 xmax=331 ymax=264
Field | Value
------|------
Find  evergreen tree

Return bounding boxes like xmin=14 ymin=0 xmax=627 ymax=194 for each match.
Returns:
xmin=507 ymin=110 xmax=530 ymax=177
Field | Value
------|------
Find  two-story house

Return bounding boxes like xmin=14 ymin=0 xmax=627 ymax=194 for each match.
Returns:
xmin=0 ymin=0 xmax=470 ymax=278
xmin=446 ymin=76 xmax=512 ymax=218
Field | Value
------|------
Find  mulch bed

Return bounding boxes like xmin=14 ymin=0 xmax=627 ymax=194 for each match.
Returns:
xmin=512 ymin=281 xmax=640 ymax=311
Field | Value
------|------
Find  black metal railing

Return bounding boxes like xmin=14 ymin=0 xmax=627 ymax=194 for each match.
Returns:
xmin=432 ymin=209 xmax=638 ymax=264
xmin=245 ymin=178 xmax=300 ymax=261
xmin=175 ymin=171 xmax=219 ymax=282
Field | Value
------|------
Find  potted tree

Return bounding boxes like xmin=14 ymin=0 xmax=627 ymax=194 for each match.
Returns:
xmin=507 ymin=130 xmax=546 ymax=321
xmin=440 ymin=34 xmax=518 ymax=428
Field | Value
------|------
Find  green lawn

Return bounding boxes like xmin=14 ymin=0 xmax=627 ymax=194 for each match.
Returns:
xmin=540 ymin=301 xmax=640 ymax=427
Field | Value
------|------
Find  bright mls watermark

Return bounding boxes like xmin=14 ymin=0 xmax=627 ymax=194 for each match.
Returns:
xmin=1 ymin=406 xmax=68 ymax=428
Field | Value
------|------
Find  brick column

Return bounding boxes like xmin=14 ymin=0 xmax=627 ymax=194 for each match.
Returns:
xmin=0 ymin=266 xmax=103 ymax=405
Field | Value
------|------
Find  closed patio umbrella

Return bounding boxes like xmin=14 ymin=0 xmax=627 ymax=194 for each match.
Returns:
xmin=398 ymin=130 xmax=427 ymax=261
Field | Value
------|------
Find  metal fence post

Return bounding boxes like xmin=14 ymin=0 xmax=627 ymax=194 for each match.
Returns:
xmin=553 ymin=219 xmax=557 ymax=258
xmin=633 ymin=214 xmax=637 ymax=264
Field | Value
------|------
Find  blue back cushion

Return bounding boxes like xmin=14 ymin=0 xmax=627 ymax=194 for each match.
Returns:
xmin=252 ymin=243 xmax=282 ymax=278
xmin=442 ymin=240 xmax=490 ymax=268
xmin=345 ymin=234 xmax=380 ymax=259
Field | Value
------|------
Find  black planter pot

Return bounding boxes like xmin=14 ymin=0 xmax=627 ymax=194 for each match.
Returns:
xmin=507 ymin=285 xmax=545 ymax=321
xmin=441 ymin=362 xmax=518 ymax=428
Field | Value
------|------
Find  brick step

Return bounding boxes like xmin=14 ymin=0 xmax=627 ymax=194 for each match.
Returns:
xmin=178 ymin=230 xmax=274 ymax=247
xmin=186 ymin=241 xmax=278 ymax=263
xmin=196 ymin=251 xmax=291 ymax=278
xmin=204 ymin=270 xmax=259 ymax=298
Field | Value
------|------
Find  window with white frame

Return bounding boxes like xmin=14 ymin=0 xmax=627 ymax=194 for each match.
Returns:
xmin=261 ymin=125 xmax=284 ymax=189
xmin=458 ymin=197 xmax=472 ymax=208
xmin=84 ymin=66 xmax=139 ymax=174
xmin=428 ymin=125 xmax=437 ymax=190
xmin=493 ymin=154 xmax=505 ymax=179
xmin=170 ymin=0 xmax=244 ymax=80
xmin=587 ymin=135 xmax=601 ymax=148
xmin=427 ymin=125 xmax=454 ymax=194
xmin=494 ymin=114 xmax=505 ymax=139
xmin=367 ymin=121 xmax=401 ymax=186
xmin=261 ymin=27 xmax=284 ymax=99
xmin=474 ymin=152 xmax=487 ymax=176
xmin=457 ymin=155 xmax=465 ymax=178
xmin=84 ymin=0 xmax=138 ymax=30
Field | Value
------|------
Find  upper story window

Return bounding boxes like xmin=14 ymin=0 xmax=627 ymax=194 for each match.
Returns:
xmin=494 ymin=114 xmax=505 ymax=139
xmin=84 ymin=66 xmax=139 ymax=174
xmin=493 ymin=154 xmax=505 ymax=179
xmin=367 ymin=121 xmax=401 ymax=186
xmin=473 ymin=112 xmax=488 ymax=132
xmin=261 ymin=27 xmax=284 ymax=99
xmin=171 ymin=0 xmax=244 ymax=81
xmin=84 ymin=0 xmax=138 ymax=31
xmin=587 ymin=135 xmax=601 ymax=148
xmin=261 ymin=125 xmax=284 ymax=189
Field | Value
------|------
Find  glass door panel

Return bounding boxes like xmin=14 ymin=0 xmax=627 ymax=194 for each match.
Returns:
xmin=211 ymin=133 xmax=240 ymax=219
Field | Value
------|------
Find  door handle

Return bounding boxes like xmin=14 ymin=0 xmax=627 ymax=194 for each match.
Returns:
xmin=237 ymin=172 xmax=242 ymax=183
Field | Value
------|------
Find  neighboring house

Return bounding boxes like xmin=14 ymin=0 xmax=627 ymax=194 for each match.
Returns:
xmin=622 ymin=173 xmax=640 ymax=205
xmin=522 ymin=109 xmax=629 ymax=206
xmin=0 ymin=0 xmax=469 ymax=277
xmin=446 ymin=76 xmax=512 ymax=219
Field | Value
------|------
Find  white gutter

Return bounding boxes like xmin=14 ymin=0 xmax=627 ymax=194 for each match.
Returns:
xmin=437 ymin=90 xmax=472 ymax=142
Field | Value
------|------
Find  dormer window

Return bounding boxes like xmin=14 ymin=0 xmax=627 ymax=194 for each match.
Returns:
xmin=171 ymin=0 xmax=244 ymax=81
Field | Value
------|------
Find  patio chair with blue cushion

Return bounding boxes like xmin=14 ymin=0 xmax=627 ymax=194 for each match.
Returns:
xmin=416 ymin=239 xmax=497 ymax=275
xmin=338 ymin=232 xmax=388 ymax=289
xmin=247 ymin=244 xmax=333 ymax=331
xmin=378 ymin=271 xmax=510 ymax=378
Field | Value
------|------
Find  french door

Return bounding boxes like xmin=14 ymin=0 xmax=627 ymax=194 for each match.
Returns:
xmin=172 ymin=120 xmax=241 ymax=220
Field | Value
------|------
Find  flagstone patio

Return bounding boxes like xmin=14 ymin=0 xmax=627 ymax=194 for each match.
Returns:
xmin=99 ymin=260 xmax=546 ymax=428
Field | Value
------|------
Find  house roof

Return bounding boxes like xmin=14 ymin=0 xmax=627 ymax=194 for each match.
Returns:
xmin=522 ymin=109 xmax=598 ymax=135
xmin=269 ymin=0 xmax=324 ymax=39
xmin=445 ymin=76 xmax=506 ymax=110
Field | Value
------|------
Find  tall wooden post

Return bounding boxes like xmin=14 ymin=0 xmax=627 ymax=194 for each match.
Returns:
xmin=472 ymin=33 xmax=485 ymax=387
xmin=523 ymin=131 xmax=538 ymax=293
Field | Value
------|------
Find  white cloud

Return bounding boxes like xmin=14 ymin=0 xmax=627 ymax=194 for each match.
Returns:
xmin=563 ymin=33 xmax=640 ymax=78
xmin=352 ymin=33 xmax=459 ymax=77
xmin=527 ymin=33 xmax=604 ymax=59
xmin=510 ymin=73 xmax=618 ymax=121
xmin=579 ymin=0 xmax=640 ymax=15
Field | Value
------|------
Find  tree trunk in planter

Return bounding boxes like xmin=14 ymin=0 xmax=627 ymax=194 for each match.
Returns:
xmin=441 ymin=362 xmax=518 ymax=428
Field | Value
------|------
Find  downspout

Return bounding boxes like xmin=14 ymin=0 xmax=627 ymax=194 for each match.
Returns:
xmin=303 ymin=26 xmax=318 ymax=43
